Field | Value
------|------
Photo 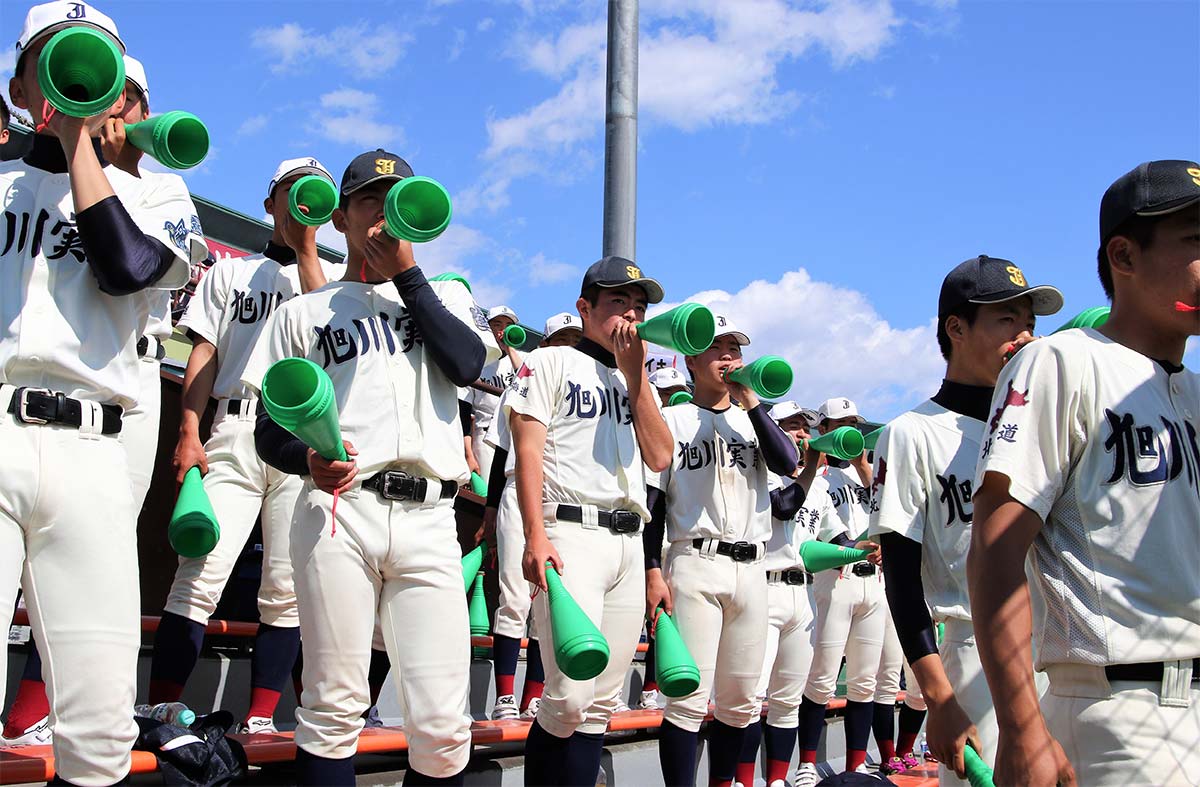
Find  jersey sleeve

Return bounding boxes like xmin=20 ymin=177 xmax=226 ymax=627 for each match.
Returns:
xmin=176 ymin=258 xmax=229 ymax=346
xmin=869 ymin=420 xmax=928 ymax=543
xmin=132 ymin=173 xmax=207 ymax=290
xmin=648 ymin=407 xmax=676 ymax=492
xmin=431 ymin=280 xmax=502 ymax=366
xmin=504 ymin=349 xmax=561 ymax=427
xmin=816 ymin=496 xmax=849 ymax=542
xmin=239 ymin=302 xmax=304 ymax=397
xmin=484 ymin=394 xmax=512 ymax=451
xmin=974 ymin=339 xmax=1084 ymax=521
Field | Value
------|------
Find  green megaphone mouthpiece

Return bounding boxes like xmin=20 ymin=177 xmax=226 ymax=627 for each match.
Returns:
xmin=724 ymin=356 xmax=794 ymax=400
xmin=37 ymin=28 xmax=125 ymax=118
xmin=384 ymin=176 xmax=453 ymax=243
xmin=287 ymin=174 xmax=337 ymax=226
xmin=805 ymin=426 xmax=866 ymax=461
xmin=637 ymin=303 xmax=716 ymax=356
xmin=260 ymin=358 xmax=347 ymax=461
xmin=544 ymin=563 xmax=610 ymax=681
xmin=502 ymin=324 xmax=527 ymax=349
xmin=651 ymin=609 xmax=700 ymax=698
xmin=169 ymin=467 xmax=220 ymax=558
xmin=125 ymin=111 xmax=209 ymax=170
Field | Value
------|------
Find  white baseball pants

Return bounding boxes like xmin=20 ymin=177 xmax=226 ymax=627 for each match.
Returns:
xmin=755 ymin=577 xmax=817 ymax=727
xmin=493 ymin=483 xmax=534 ymax=639
xmin=878 ymin=607 xmax=925 ymax=710
xmin=804 ymin=567 xmax=886 ymax=704
xmin=121 ymin=354 xmax=162 ymax=512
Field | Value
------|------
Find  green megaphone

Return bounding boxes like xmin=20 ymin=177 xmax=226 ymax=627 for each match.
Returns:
xmin=462 ymin=540 xmax=486 ymax=593
xmin=37 ymin=27 xmax=125 ymax=118
xmin=1054 ymin=306 xmax=1110 ymax=333
xmin=724 ymin=356 xmax=794 ymax=400
xmin=469 ymin=571 xmax=491 ymax=658
xmin=384 ymin=176 xmax=452 ymax=243
xmin=125 ymin=111 xmax=209 ymax=170
xmin=428 ymin=272 xmax=471 ymax=292
xmin=260 ymin=358 xmax=347 ymax=461
xmin=804 ymin=426 xmax=865 ymax=461
xmin=799 ymin=540 xmax=872 ymax=573
xmin=667 ymin=391 xmax=693 ymax=407
xmin=287 ymin=174 xmax=337 ymax=226
xmin=168 ymin=467 xmax=220 ymax=558
xmin=544 ymin=563 xmax=610 ymax=680
xmin=502 ymin=324 xmax=527 ymax=349
xmin=469 ymin=472 xmax=488 ymax=497
xmin=650 ymin=609 xmax=700 ymax=698
xmin=637 ymin=303 xmax=716 ymax=356
xmin=964 ymin=742 xmax=995 ymax=787
xmin=863 ymin=427 xmax=883 ymax=452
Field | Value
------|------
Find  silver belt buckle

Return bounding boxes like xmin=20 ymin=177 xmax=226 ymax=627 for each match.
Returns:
xmin=17 ymin=387 xmax=52 ymax=425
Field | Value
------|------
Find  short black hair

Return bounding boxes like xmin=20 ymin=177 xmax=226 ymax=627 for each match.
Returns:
xmin=936 ymin=301 xmax=981 ymax=361
xmin=0 ymin=99 xmax=9 ymax=129
xmin=1096 ymin=214 xmax=1160 ymax=300
xmin=579 ymin=284 xmax=602 ymax=306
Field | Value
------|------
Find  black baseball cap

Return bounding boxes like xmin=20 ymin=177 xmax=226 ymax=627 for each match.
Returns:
xmin=580 ymin=256 xmax=664 ymax=304
xmin=340 ymin=149 xmax=415 ymax=196
xmin=1100 ymin=160 xmax=1200 ymax=243
xmin=938 ymin=255 xmax=1063 ymax=319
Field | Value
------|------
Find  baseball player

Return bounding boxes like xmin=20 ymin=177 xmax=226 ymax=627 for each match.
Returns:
xmin=792 ymin=397 xmax=885 ymax=782
xmin=869 ymin=255 xmax=1063 ymax=783
xmin=649 ymin=365 xmax=690 ymax=407
xmin=507 ymin=256 xmax=673 ymax=786
xmin=467 ymin=305 xmax=522 ymax=482
xmin=644 ymin=317 xmax=800 ymax=787
xmin=0 ymin=1 xmax=204 ymax=781
xmin=540 ymin=311 xmax=582 ymax=348
xmin=969 ymin=161 xmax=1200 ymax=786
xmin=146 ymin=156 xmax=339 ymax=733
xmin=733 ymin=401 xmax=827 ymax=787
xmin=242 ymin=147 xmax=499 ymax=784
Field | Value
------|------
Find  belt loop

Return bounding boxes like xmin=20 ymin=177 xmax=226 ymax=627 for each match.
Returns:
xmin=1161 ymin=660 xmax=1193 ymax=708
xmin=78 ymin=400 xmax=103 ymax=440
xmin=580 ymin=504 xmax=599 ymax=530
xmin=700 ymin=538 xmax=717 ymax=560
xmin=419 ymin=478 xmax=440 ymax=509
xmin=542 ymin=503 xmax=558 ymax=527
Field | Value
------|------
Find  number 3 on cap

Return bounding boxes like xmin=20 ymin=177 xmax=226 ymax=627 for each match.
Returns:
xmin=1006 ymin=266 xmax=1026 ymax=287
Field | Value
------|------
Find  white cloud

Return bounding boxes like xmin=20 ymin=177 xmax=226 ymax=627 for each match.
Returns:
xmin=0 ymin=49 xmax=15 ymax=81
xmin=252 ymin=22 xmax=413 ymax=78
xmin=654 ymin=268 xmax=944 ymax=420
xmin=526 ymin=252 xmax=576 ymax=284
xmin=418 ymin=225 xmax=514 ymax=306
xmin=238 ymin=114 xmax=269 ymax=136
xmin=449 ymin=28 xmax=468 ymax=61
xmin=312 ymin=89 xmax=403 ymax=147
xmin=477 ymin=17 xmax=496 ymax=32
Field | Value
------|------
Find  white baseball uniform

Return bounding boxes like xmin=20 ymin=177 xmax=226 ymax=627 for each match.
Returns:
xmin=468 ymin=352 xmax=520 ymax=480
xmin=503 ymin=342 xmax=652 ymax=738
xmin=164 ymin=245 xmax=342 ymax=628
xmin=974 ymin=328 xmax=1200 ymax=785
xmin=241 ymin=275 xmax=499 ymax=774
xmin=482 ymin=400 xmax=536 ymax=641
xmin=0 ymin=144 xmax=199 ymax=785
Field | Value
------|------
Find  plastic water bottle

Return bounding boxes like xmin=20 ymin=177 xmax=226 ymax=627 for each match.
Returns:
xmin=918 ymin=732 xmax=931 ymax=760
xmin=135 ymin=702 xmax=196 ymax=727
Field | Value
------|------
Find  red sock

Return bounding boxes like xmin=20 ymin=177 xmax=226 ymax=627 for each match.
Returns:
xmin=643 ymin=679 xmax=658 ymax=692
xmin=520 ymin=680 xmax=544 ymax=710
xmin=2 ymin=680 xmax=49 ymax=738
xmin=495 ymin=673 xmax=515 ymax=697
xmin=879 ymin=739 xmax=896 ymax=761
xmin=800 ymin=749 xmax=818 ymax=764
xmin=897 ymin=731 xmax=919 ymax=757
xmin=735 ymin=760 xmax=756 ymax=786
xmin=767 ymin=758 xmax=790 ymax=783
xmin=245 ymin=687 xmax=282 ymax=722
xmin=148 ymin=678 xmax=185 ymax=705
xmin=847 ymin=749 xmax=867 ymax=771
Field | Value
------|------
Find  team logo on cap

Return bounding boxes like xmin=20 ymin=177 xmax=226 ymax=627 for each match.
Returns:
xmin=1007 ymin=266 xmax=1026 ymax=287
xmin=626 ymin=265 xmax=641 ymax=279
xmin=67 ymin=2 xmax=86 ymax=19
xmin=1189 ymin=167 xmax=1200 ymax=187
xmin=375 ymin=159 xmax=395 ymax=175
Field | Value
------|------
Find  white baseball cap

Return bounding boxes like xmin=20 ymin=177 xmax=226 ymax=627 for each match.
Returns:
xmin=544 ymin=312 xmax=581 ymax=338
xmin=713 ymin=313 xmax=750 ymax=346
xmin=267 ymin=157 xmax=334 ymax=198
xmin=649 ymin=367 xmax=689 ymax=390
xmin=16 ymin=1 xmax=124 ymax=55
xmin=771 ymin=401 xmax=820 ymax=425
xmin=487 ymin=305 xmax=518 ymax=324
xmin=123 ymin=54 xmax=148 ymax=102
xmin=818 ymin=397 xmax=865 ymax=424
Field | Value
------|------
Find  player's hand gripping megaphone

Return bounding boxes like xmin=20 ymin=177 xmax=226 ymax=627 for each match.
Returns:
xmin=125 ymin=111 xmax=210 ymax=170
xmin=723 ymin=356 xmax=795 ymax=400
xmin=37 ymin=27 xmax=125 ymax=118
xmin=637 ymin=303 xmax=716 ymax=356
xmin=169 ymin=467 xmax=220 ymax=558
xmin=383 ymin=177 xmax=453 ymax=243
xmin=544 ymin=563 xmax=610 ymax=680
xmin=286 ymin=174 xmax=338 ymax=226
xmin=260 ymin=358 xmax=348 ymax=462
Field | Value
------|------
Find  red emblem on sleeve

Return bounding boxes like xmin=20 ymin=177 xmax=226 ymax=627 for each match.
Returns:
xmin=516 ymin=363 xmax=534 ymax=379
xmin=989 ymin=381 xmax=1030 ymax=434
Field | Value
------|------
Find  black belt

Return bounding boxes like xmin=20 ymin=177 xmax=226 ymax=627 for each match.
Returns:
xmin=137 ymin=336 xmax=166 ymax=361
xmin=363 ymin=471 xmax=457 ymax=503
xmin=555 ymin=504 xmax=642 ymax=534
xmin=7 ymin=388 xmax=122 ymax=434
xmin=768 ymin=568 xmax=812 ymax=585
xmin=851 ymin=562 xmax=877 ymax=576
xmin=1105 ymin=659 xmax=1200 ymax=684
xmin=226 ymin=399 xmax=250 ymax=415
xmin=693 ymin=539 xmax=761 ymax=562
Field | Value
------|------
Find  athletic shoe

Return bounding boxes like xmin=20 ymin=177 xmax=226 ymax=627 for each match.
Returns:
xmin=491 ymin=694 xmax=519 ymax=721
xmin=638 ymin=689 xmax=659 ymax=710
xmin=3 ymin=715 xmax=51 ymax=746
xmin=880 ymin=756 xmax=908 ymax=775
xmin=923 ymin=749 xmax=939 ymax=763
xmin=900 ymin=752 xmax=922 ymax=769
xmin=768 ymin=781 xmax=787 ymax=787
xmin=236 ymin=716 xmax=277 ymax=735
xmin=794 ymin=762 xmax=819 ymax=787
xmin=363 ymin=705 xmax=383 ymax=728
xmin=520 ymin=697 xmax=541 ymax=721
xmin=851 ymin=763 xmax=870 ymax=774
xmin=613 ymin=699 xmax=631 ymax=714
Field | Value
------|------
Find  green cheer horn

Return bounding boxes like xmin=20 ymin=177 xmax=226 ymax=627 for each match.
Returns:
xmin=544 ymin=563 xmax=610 ymax=680
xmin=37 ymin=27 xmax=125 ymax=118
xmin=805 ymin=426 xmax=866 ymax=461
xmin=964 ymin=742 xmax=995 ymax=787
xmin=650 ymin=609 xmax=700 ymax=698
xmin=428 ymin=271 xmax=471 ymax=292
xmin=125 ymin=111 xmax=209 ymax=169
xmin=462 ymin=540 xmax=486 ymax=593
xmin=724 ymin=356 xmax=794 ymax=400
xmin=799 ymin=540 xmax=872 ymax=573
xmin=469 ymin=471 xmax=488 ymax=498
xmin=863 ymin=427 xmax=883 ymax=452
xmin=168 ymin=467 xmax=220 ymax=558
xmin=260 ymin=358 xmax=347 ymax=461
xmin=667 ymin=391 xmax=693 ymax=407
xmin=637 ymin=303 xmax=716 ymax=356
xmin=383 ymin=176 xmax=453 ymax=243
xmin=502 ymin=324 xmax=527 ymax=348
xmin=1054 ymin=305 xmax=1110 ymax=333
xmin=468 ymin=572 xmax=490 ymax=636
xmin=287 ymin=174 xmax=337 ymax=226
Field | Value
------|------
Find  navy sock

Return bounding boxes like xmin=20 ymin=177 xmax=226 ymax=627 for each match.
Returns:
xmin=659 ymin=720 xmax=699 ymax=787
xmin=493 ymin=634 xmax=521 ymax=695
xmin=707 ymin=720 xmax=746 ymax=784
xmin=404 ymin=766 xmax=465 ymax=786
xmin=21 ymin=641 xmax=42 ymax=681
xmin=763 ymin=722 xmax=797 ymax=766
xmin=797 ymin=696 xmax=827 ymax=753
xmin=250 ymin=623 xmax=301 ymax=692
xmin=524 ymin=638 xmax=545 ymax=684
xmin=899 ymin=703 xmax=927 ymax=735
xmin=844 ymin=700 xmax=873 ymax=752
xmin=149 ymin=612 xmax=206 ymax=685
xmin=524 ymin=720 xmax=570 ymax=786
xmin=295 ymin=747 xmax=354 ymax=786
xmin=368 ymin=648 xmax=391 ymax=705
xmin=565 ymin=731 xmax=606 ymax=787
xmin=738 ymin=720 xmax=762 ymax=764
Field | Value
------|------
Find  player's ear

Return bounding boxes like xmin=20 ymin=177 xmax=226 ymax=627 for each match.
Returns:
xmin=9 ymin=76 xmax=28 ymax=111
xmin=331 ymin=207 xmax=348 ymax=233
xmin=263 ymin=196 xmax=274 ymax=215
xmin=575 ymin=296 xmax=590 ymax=322
xmin=945 ymin=314 xmax=966 ymax=344
xmin=1106 ymin=235 xmax=1136 ymax=279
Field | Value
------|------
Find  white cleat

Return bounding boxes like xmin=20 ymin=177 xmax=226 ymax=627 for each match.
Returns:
xmin=519 ymin=696 xmax=541 ymax=721
xmin=637 ymin=689 xmax=659 ymax=710
xmin=613 ymin=699 xmax=631 ymax=714
xmin=363 ymin=705 xmax=384 ymax=728
xmin=768 ymin=780 xmax=788 ymax=787
xmin=235 ymin=716 xmax=277 ymax=735
xmin=491 ymin=693 xmax=520 ymax=721
xmin=3 ymin=715 xmax=51 ymax=746
xmin=794 ymin=761 xmax=819 ymax=787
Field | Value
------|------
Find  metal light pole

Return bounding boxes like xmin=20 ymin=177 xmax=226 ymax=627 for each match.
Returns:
xmin=602 ymin=0 xmax=638 ymax=261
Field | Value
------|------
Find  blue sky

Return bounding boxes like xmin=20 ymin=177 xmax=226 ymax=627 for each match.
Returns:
xmin=3 ymin=0 xmax=1197 ymax=419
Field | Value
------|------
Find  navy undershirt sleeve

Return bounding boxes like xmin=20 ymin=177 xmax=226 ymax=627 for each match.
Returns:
xmin=459 ymin=399 xmax=473 ymax=437
xmin=485 ymin=447 xmax=508 ymax=510
xmin=748 ymin=404 xmax=799 ymax=476
xmin=770 ymin=481 xmax=806 ymax=521
xmin=830 ymin=532 xmax=856 ymax=548
xmin=880 ymin=531 xmax=939 ymax=662
xmin=76 ymin=196 xmax=177 ymax=295
xmin=255 ymin=411 xmax=311 ymax=476
xmin=643 ymin=486 xmax=667 ymax=570
xmin=392 ymin=268 xmax=486 ymax=386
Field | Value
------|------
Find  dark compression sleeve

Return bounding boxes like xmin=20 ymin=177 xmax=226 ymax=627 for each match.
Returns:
xmin=255 ymin=410 xmax=310 ymax=476
xmin=77 ymin=195 xmax=179 ymax=295
xmin=748 ymin=404 xmax=799 ymax=476
xmin=393 ymin=268 xmax=486 ymax=386
xmin=880 ymin=531 xmax=939 ymax=662
xmin=643 ymin=486 xmax=667 ymax=571
xmin=770 ymin=482 xmax=806 ymax=521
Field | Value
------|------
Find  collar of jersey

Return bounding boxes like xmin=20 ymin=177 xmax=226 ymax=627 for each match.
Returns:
xmin=263 ymin=240 xmax=296 ymax=265
xmin=932 ymin=378 xmax=993 ymax=422
xmin=574 ymin=337 xmax=617 ymax=368
xmin=24 ymin=133 xmax=108 ymax=174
